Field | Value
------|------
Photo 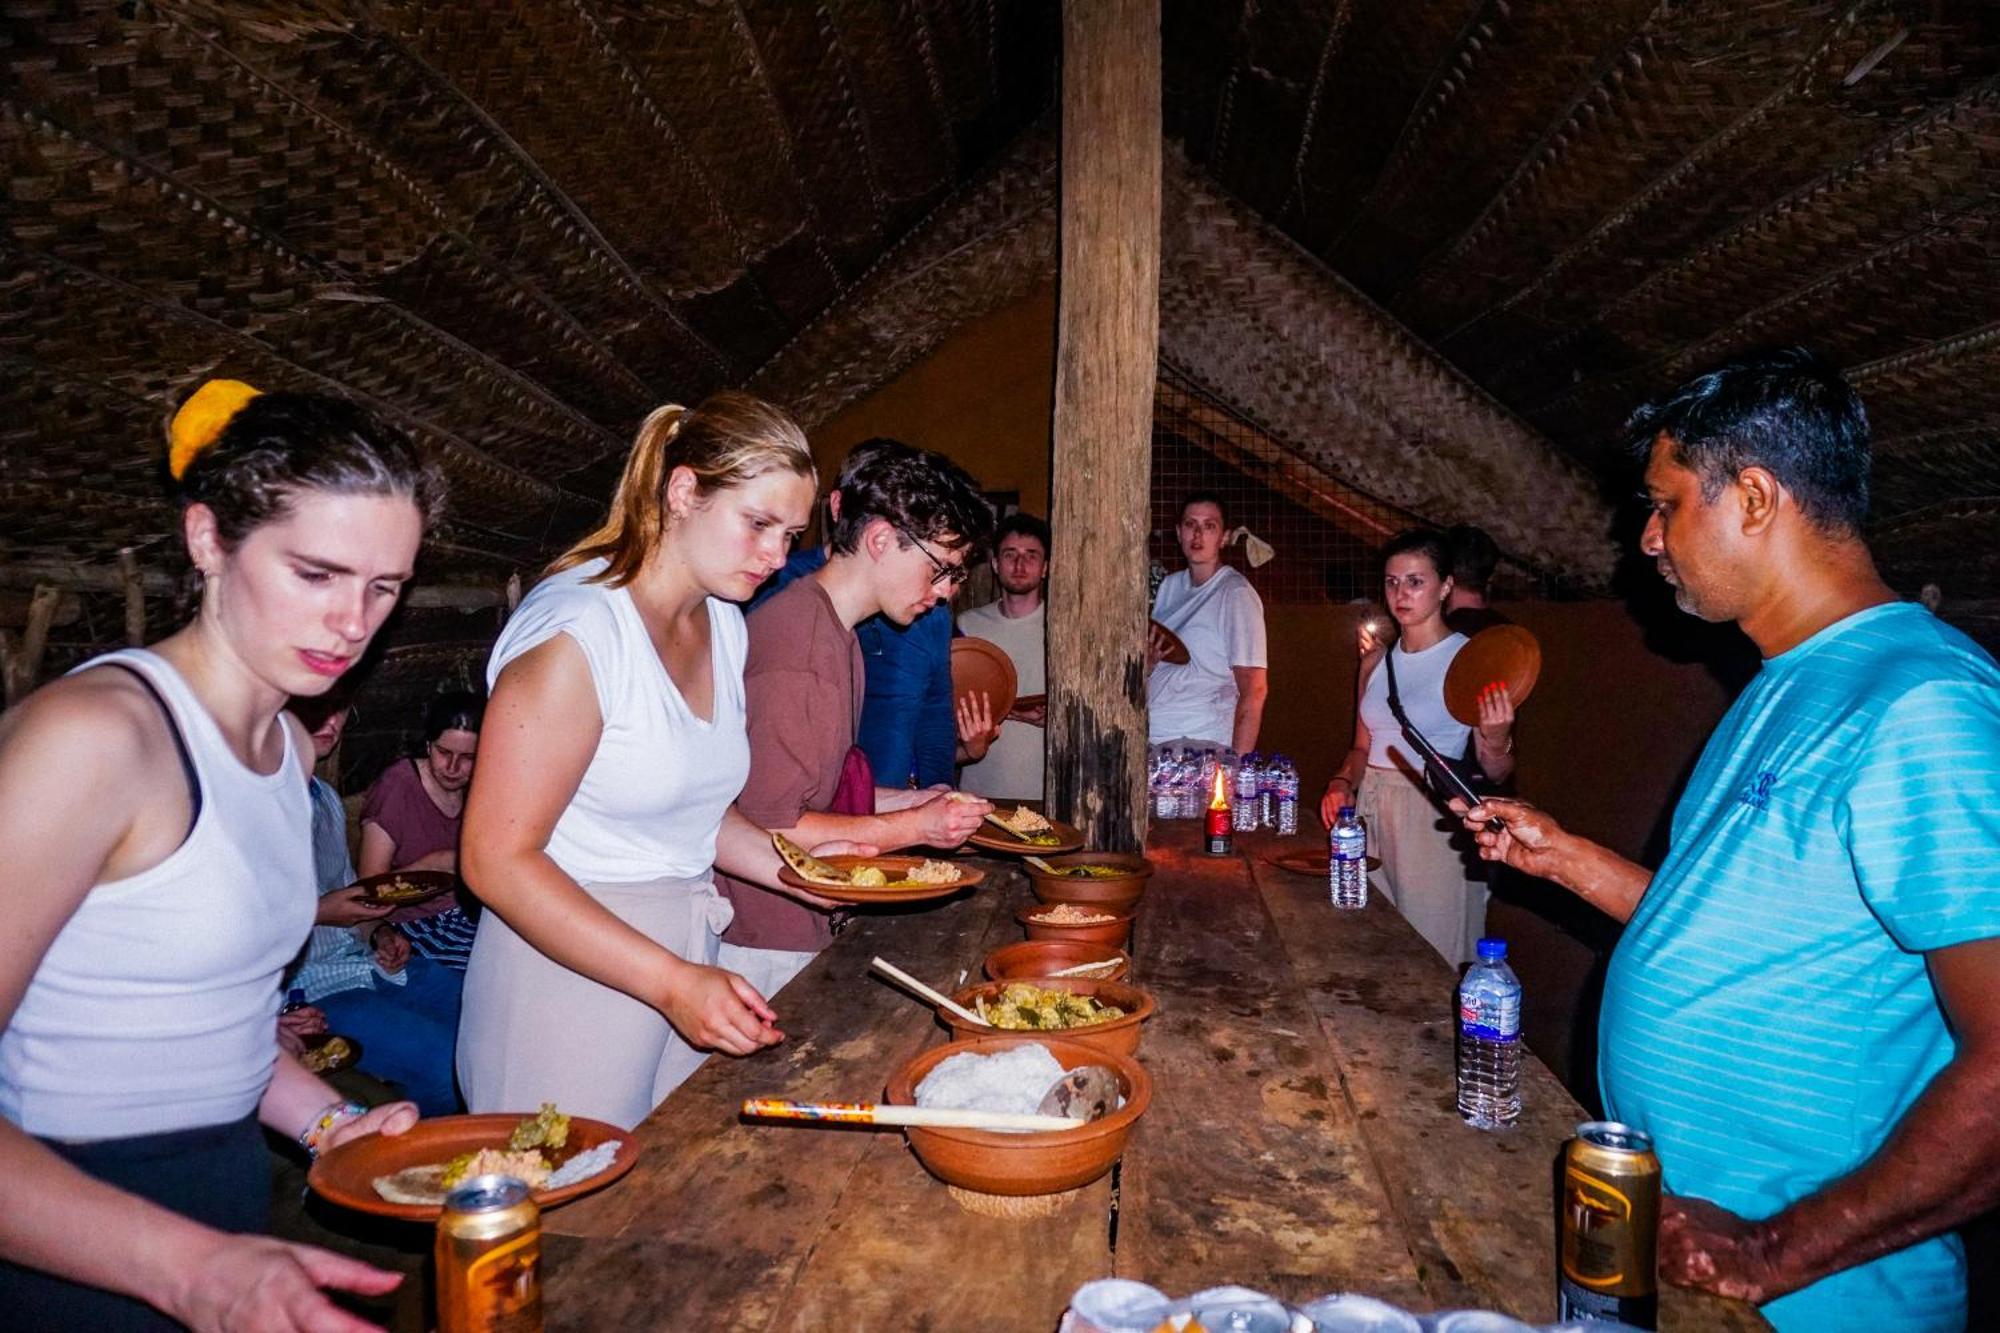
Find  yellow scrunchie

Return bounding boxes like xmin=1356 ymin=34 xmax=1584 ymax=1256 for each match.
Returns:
xmin=168 ymin=379 xmax=261 ymax=480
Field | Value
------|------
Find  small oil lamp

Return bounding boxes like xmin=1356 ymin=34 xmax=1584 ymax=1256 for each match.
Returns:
xmin=1204 ymin=763 xmax=1233 ymax=856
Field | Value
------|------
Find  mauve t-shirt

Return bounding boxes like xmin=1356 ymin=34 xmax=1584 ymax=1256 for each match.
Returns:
xmin=716 ymin=578 xmax=863 ymax=952
xmin=360 ymin=758 xmax=460 ymax=868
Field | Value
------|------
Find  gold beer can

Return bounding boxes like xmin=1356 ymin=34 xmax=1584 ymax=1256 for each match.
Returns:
xmin=436 ymin=1174 xmax=543 ymax=1333
xmin=1558 ymin=1121 xmax=1660 ymax=1329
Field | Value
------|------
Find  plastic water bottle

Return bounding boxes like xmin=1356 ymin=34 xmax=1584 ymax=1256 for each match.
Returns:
xmin=1457 ymin=938 xmax=1522 ymax=1129
xmin=1329 ymin=806 xmax=1367 ymax=909
xmin=1233 ymin=753 xmax=1261 ymax=831
xmin=1150 ymin=748 xmax=1176 ymax=821
xmin=1256 ymin=761 xmax=1277 ymax=829
xmin=1274 ymin=755 xmax=1300 ymax=835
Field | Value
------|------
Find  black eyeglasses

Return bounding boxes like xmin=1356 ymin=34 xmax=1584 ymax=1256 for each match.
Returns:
xmin=895 ymin=524 xmax=969 ymax=588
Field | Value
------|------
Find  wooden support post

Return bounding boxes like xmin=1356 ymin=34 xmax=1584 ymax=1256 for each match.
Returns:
xmin=2 ymin=583 xmax=62 ymax=707
xmin=1046 ymin=0 xmax=1161 ymax=853
xmin=117 ymin=547 xmax=147 ymax=646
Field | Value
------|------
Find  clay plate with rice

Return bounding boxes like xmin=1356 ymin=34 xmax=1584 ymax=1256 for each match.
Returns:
xmin=309 ymin=1106 xmax=638 ymax=1222
xmin=772 ymin=840 xmax=985 ymax=906
xmin=966 ymin=804 xmax=1085 ymax=855
xmin=354 ymin=870 xmax=456 ymax=908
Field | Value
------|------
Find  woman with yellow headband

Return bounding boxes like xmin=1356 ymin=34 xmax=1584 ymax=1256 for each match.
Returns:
xmin=0 ymin=381 xmax=444 ymax=1330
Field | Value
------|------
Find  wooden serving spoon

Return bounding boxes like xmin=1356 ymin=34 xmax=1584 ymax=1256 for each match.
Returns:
xmin=742 ymin=1064 xmax=1121 ymax=1133
xmin=869 ymin=956 xmax=987 ymax=1026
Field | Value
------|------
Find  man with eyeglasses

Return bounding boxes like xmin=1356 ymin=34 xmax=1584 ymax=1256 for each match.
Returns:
xmin=716 ymin=440 xmax=997 ymax=1000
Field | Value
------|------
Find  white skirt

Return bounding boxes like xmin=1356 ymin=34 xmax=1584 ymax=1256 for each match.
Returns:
xmin=1359 ymin=766 xmax=1488 ymax=968
xmin=457 ymin=873 xmax=733 ymax=1130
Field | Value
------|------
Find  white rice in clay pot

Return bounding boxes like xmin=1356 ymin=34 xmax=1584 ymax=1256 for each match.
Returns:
xmin=913 ymin=1043 xmax=1066 ymax=1117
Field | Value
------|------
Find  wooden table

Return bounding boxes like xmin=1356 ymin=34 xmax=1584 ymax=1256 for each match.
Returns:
xmin=540 ymin=827 xmax=1765 ymax=1331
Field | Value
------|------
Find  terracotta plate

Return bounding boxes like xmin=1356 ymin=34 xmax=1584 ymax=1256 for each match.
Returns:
xmin=308 ymin=1113 xmax=639 ymax=1222
xmin=950 ymin=636 xmax=1017 ymax=722
xmin=354 ymin=869 xmax=457 ymax=908
xmin=966 ymin=812 xmax=1085 ymax=855
xmin=1149 ymin=619 xmax=1191 ymax=666
xmin=1443 ymin=624 xmax=1542 ymax=726
xmin=1266 ymin=850 xmax=1381 ymax=877
xmin=774 ymin=854 xmax=984 ymax=905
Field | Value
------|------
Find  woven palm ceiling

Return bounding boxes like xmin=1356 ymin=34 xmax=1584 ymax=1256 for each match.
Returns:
xmin=5 ymin=0 xmax=2000 ymax=685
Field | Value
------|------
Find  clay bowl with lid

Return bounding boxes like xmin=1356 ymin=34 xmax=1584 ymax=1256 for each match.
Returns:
xmin=1024 ymin=852 xmax=1154 ymax=917
xmin=941 ymin=977 xmax=1157 ymax=1058
xmin=1016 ymin=903 xmax=1133 ymax=949
xmin=884 ymin=1033 xmax=1152 ymax=1198
xmin=983 ymin=939 xmax=1131 ymax=984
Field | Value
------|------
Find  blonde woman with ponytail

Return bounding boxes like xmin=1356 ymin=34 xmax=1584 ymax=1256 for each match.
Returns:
xmin=459 ymin=393 xmax=843 ymax=1128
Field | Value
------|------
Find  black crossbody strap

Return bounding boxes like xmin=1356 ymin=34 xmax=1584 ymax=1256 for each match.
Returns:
xmin=105 ymin=662 xmax=203 ymax=838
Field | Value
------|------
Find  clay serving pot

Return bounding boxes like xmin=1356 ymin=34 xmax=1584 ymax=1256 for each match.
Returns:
xmin=1024 ymin=852 xmax=1154 ymax=917
xmin=884 ymin=1034 xmax=1151 ymax=1197
xmin=1016 ymin=904 xmax=1134 ymax=949
xmin=982 ymin=939 xmax=1131 ymax=984
xmin=941 ymin=978 xmax=1157 ymax=1058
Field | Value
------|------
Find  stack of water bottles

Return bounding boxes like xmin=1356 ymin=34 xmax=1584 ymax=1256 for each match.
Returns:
xmin=1144 ymin=747 xmax=1299 ymax=832
xmin=1150 ymin=745 xmax=1209 ymax=820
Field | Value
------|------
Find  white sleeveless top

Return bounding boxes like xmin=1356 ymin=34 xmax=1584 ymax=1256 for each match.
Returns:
xmin=1359 ymin=632 xmax=1473 ymax=772
xmin=0 ymin=650 xmax=314 ymax=1139
xmin=487 ymin=561 xmax=750 ymax=884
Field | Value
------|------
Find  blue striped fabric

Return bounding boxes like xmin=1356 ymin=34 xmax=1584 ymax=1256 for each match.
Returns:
xmin=1600 ymin=602 xmax=2000 ymax=1331
xmin=400 ymin=907 xmax=476 ymax=970
xmin=289 ymin=777 xmax=393 ymax=1004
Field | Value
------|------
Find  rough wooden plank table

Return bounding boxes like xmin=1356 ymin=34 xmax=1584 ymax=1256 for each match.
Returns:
xmin=537 ymin=829 xmax=1766 ymax=1331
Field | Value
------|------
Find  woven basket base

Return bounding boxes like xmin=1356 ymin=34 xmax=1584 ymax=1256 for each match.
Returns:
xmin=946 ymin=1183 xmax=1084 ymax=1218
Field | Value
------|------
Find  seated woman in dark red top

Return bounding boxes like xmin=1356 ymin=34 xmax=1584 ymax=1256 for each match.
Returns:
xmin=359 ymin=691 xmax=481 ymax=968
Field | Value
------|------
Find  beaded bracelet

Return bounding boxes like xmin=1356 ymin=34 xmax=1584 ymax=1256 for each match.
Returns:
xmin=298 ymin=1100 xmax=368 ymax=1159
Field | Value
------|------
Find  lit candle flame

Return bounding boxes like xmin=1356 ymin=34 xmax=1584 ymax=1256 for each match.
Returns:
xmin=1209 ymin=764 xmax=1230 ymax=811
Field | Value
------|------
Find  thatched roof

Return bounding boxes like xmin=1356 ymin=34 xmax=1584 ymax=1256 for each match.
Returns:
xmin=6 ymin=1 xmax=2000 ymax=748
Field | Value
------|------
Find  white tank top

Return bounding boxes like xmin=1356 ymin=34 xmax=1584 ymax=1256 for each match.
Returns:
xmin=1358 ymin=632 xmax=1473 ymax=772
xmin=0 ymin=650 xmax=314 ymax=1139
xmin=487 ymin=561 xmax=751 ymax=885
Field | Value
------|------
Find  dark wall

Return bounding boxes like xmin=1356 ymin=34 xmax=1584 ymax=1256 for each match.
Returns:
xmin=1260 ymin=598 xmax=1746 ymax=1103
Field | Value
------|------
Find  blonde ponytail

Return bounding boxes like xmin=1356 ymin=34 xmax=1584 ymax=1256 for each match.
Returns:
xmin=551 ymin=392 xmax=814 ymax=586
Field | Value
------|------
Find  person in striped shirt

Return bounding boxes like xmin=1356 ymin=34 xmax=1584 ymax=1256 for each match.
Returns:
xmin=285 ymin=698 xmax=463 ymax=1115
xmin=1458 ymin=348 xmax=2000 ymax=1331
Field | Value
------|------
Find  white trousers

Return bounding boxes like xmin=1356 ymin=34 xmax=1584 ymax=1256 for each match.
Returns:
xmin=1359 ymin=767 xmax=1487 ymax=968
xmin=458 ymin=873 xmax=732 ymax=1130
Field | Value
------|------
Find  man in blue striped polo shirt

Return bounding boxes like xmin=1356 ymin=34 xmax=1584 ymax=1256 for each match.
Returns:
xmin=1459 ymin=348 xmax=2000 ymax=1330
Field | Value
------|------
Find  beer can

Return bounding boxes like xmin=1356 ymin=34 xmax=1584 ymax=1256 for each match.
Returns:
xmin=1558 ymin=1121 xmax=1660 ymax=1329
xmin=436 ymin=1173 xmax=543 ymax=1333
